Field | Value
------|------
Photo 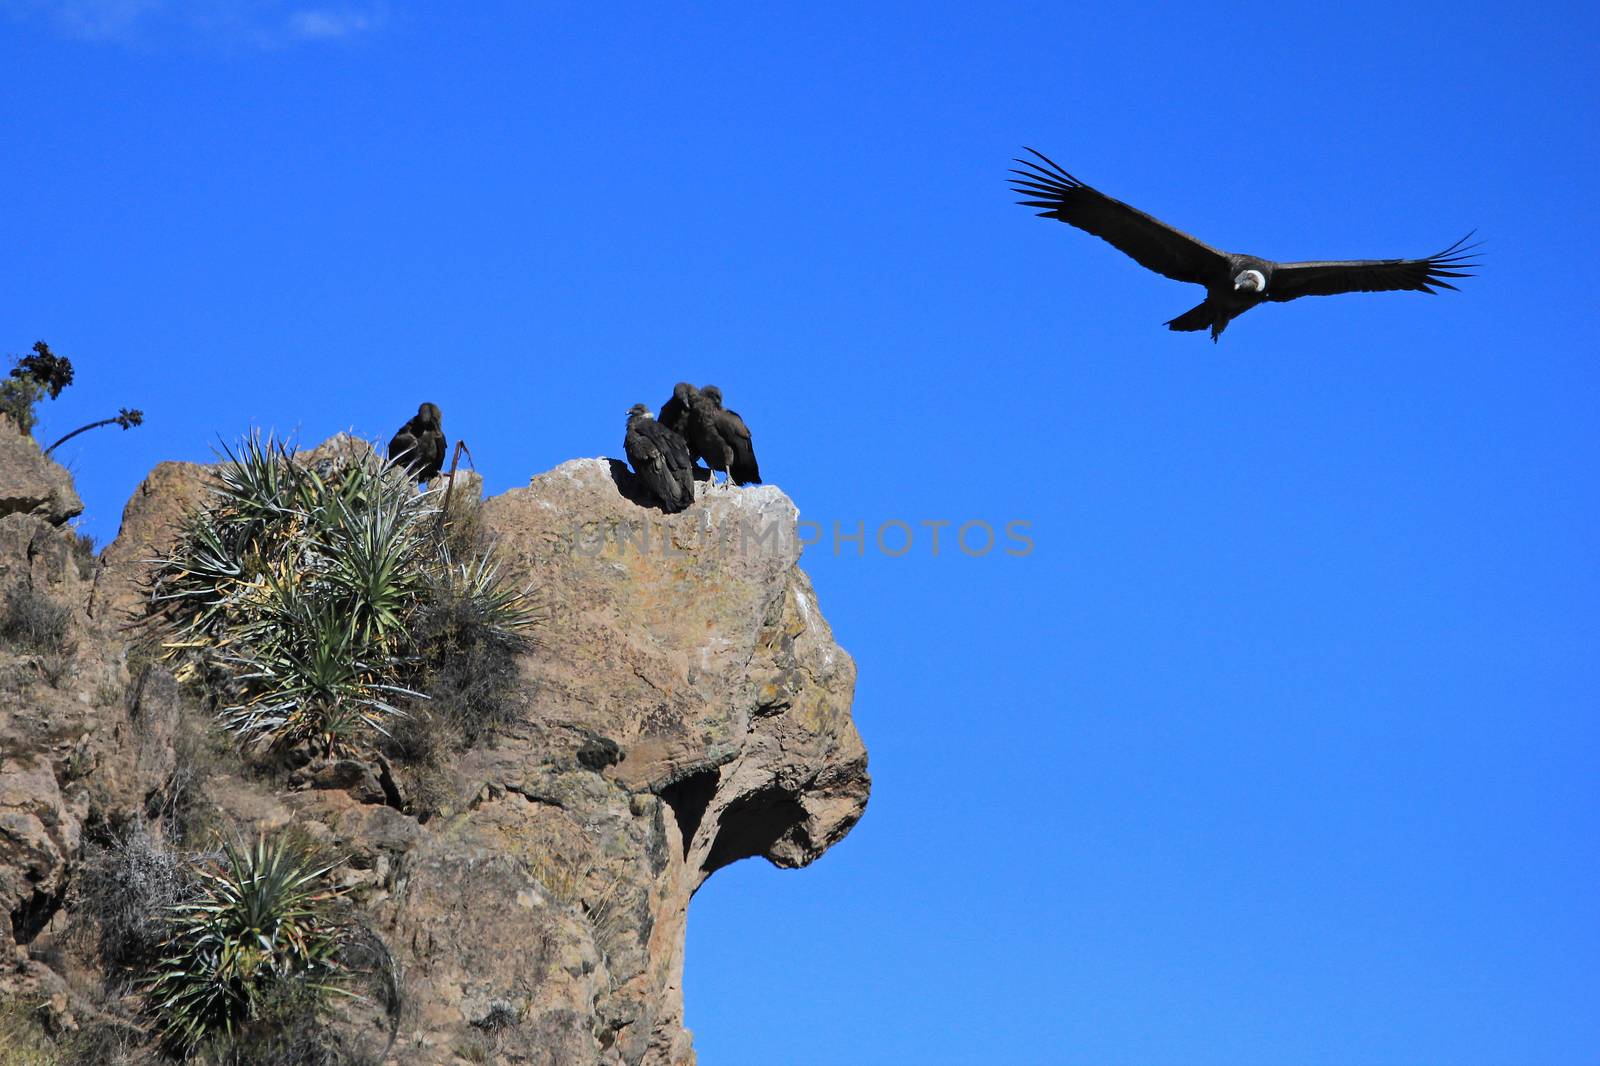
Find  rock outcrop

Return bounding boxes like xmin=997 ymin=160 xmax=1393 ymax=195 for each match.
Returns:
xmin=0 ymin=414 xmax=83 ymax=524
xmin=0 ymin=440 xmax=868 ymax=1065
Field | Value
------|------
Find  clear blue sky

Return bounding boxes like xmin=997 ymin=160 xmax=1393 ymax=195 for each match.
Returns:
xmin=4 ymin=2 xmax=1597 ymax=1063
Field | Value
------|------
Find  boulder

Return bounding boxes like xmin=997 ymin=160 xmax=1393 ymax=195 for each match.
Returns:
xmin=0 ymin=414 xmax=83 ymax=525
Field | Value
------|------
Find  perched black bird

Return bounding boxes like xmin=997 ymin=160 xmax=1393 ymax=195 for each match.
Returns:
xmin=1010 ymin=147 xmax=1479 ymax=341
xmin=388 ymin=402 xmax=447 ymax=484
xmin=658 ymin=382 xmax=698 ymax=439
xmin=624 ymin=404 xmax=695 ymax=513
xmin=688 ymin=385 xmax=761 ymax=487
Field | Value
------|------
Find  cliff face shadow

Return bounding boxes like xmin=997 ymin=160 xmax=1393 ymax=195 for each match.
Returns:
xmin=606 ymin=457 xmax=654 ymax=509
xmin=606 ymin=457 xmax=710 ymax=513
xmin=703 ymin=784 xmax=808 ymax=874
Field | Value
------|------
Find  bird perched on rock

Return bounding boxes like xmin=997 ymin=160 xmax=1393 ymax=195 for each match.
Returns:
xmin=624 ymin=404 xmax=696 ymax=513
xmin=1009 ymin=147 xmax=1479 ymax=341
xmin=388 ymin=402 xmax=447 ymax=485
xmin=688 ymin=385 xmax=761 ymax=487
xmin=657 ymin=382 xmax=698 ymax=441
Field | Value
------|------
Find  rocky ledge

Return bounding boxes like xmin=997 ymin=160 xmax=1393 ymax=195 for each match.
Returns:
xmin=0 ymin=438 xmax=868 ymax=1065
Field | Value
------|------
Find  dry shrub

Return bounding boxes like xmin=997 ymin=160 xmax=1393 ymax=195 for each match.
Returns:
xmin=0 ymin=583 xmax=72 ymax=652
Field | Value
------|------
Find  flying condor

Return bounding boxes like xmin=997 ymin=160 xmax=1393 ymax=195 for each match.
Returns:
xmin=1009 ymin=147 xmax=1479 ymax=341
xmin=388 ymin=402 xmax=447 ymax=485
xmin=624 ymin=404 xmax=696 ymax=513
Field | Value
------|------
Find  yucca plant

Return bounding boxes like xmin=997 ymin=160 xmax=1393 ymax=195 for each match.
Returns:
xmin=145 ymin=834 xmax=348 ymax=1054
xmin=321 ymin=488 xmax=434 ymax=652
xmin=403 ymin=547 xmax=541 ymax=751
xmin=433 ymin=546 xmax=542 ymax=636
xmin=151 ymin=434 xmax=306 ymax=673
xmin=148 ymin=429 xmax=538 ymax=757
xmin=211 ymin=433 xmax=301 ymax=535
xmin=220 ymin=599 xmax=419 ymax=754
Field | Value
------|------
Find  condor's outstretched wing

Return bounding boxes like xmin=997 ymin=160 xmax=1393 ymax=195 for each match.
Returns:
xmin=1009 ymin=147 xmax=1230 ymax=285
xmin=1267 ymin=235 xmax=1480 ymax=302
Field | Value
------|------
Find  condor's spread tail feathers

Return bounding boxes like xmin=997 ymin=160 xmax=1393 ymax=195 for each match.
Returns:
xmin=1165 ymin=300 xmax=1231 ymax=342
xmin=1166 ymin=302 xmax=1213 ymax=334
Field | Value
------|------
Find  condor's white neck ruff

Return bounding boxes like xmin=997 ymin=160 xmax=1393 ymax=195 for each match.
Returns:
xmin=1234 ymin=269 xmax=1267 ymax=293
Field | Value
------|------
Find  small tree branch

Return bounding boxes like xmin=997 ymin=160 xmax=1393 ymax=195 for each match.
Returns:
xmin=43 ymin=407 xmax=144 ymax=456
xmin=436 ymin=440 xmax=475 ymax=535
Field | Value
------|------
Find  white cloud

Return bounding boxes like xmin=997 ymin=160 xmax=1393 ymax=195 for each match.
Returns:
xmin=5 ymin=0 xmax=164 ymax=41
xmin=286 ymin=7 xmax=378 ymax=39
xmin=3 ymin=0 xmax=389 ymax=47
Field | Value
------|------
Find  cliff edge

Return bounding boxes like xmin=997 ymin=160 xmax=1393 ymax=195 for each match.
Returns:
xmin=0 ymin=435 xmax=868 ymax=1065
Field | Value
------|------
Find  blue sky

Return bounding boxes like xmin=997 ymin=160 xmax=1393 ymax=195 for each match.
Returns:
xmin=4 ymin=2 xmax=1598 ymax=1063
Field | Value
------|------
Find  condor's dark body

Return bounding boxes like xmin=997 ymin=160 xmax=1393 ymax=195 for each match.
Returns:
xmin=658 ymin=382 xmax=696 ymax=438
xmin=1010 ymin=148 xmax=1478 ymax=341
xmin=688 ymin=385 xmax=761 ymax=486
xmin=624 ymin=405 xmax=696 ymax=513
xmin=657 ymin=382 xmax=700 ymax=462
xmin=1161 ymin=253 xmax=1278 ymax=339
xmin=388 ymin=402 xmax=447 ymax=484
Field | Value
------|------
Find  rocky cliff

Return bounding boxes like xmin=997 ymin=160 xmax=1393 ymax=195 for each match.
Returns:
xmin=0 ymin=429 xmax=868 ymax=1065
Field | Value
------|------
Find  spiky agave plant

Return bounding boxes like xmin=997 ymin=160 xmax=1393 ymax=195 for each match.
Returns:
xmin=406 ymin=546 xmax=543 ymax=747
xmin=149 ymin=429 xmax=538 ymax=756
xmin=145 ymin=834 xmax=349 ymax=1054
xmin=149 ymin=432 xmax=430 ymax=750
xmin=434 ymin=545 xmax=543 ymax=638
xmin=219 ymin=577 xmax=421 ymax=754
xmin=320 ymin=485 xmax=435 ymax=653
xmin=150 ymin=432 xmax=307 ymax=672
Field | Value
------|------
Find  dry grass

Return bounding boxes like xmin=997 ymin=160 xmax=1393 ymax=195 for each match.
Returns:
xmin=1 ymin=583 xmax=72 ymax=652
xmin=0 ymin=999 xmax=157 ymax=1066
xmin=0 ymin=583 xmax=77 ymax=687
xmin=73 ymin=822 xmax=196 ymax=976
xmin=0 ymin=999 xmax=59 ymax=1066
xmin=68 ymin=526 xmax=97 ymax=581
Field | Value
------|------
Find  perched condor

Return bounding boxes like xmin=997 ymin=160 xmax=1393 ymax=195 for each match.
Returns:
xmin=624 ymin=404 xmax=696 ymax=513
xmin=688 ymin=385 xmax=761 ymax=487
xmin=658 ymin=382 xmax=698 ymax=438
xmin=388 ymin=402 xmax=447 ymax=484
xmin=657 ymin=382 xmax=701 ymax=463
xmin=1010 ymin=147 xmax=1479 ymax=341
